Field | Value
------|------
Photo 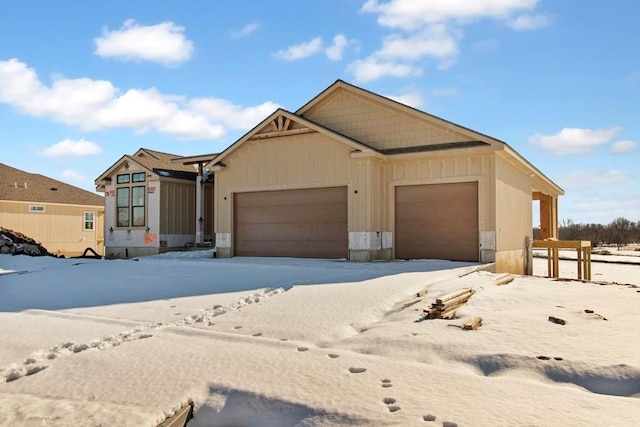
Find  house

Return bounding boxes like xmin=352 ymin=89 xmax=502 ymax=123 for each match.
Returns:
xmin=206 ymin=80 xmax=563 ymax=274
xmin=0 ymin=163 xmax=105 ymax=257
xmin=95 ymin=148 xmax=216 ymax=258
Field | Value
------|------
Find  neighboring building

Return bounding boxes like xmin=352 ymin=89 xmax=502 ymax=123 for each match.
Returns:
xmin=95 ymin=148 xmax=215 ymax=258
xmin=0 ymin=163 xmax=105 ymax=257
xmin=206 ymin=80 xmax=563 ymax=274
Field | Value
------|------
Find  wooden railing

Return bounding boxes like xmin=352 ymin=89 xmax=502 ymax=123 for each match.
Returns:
xmin=532 ymin=240 xmax=592 ymax=280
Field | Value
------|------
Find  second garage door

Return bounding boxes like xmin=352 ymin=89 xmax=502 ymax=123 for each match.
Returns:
xmin=234 ymin=187 xmax=348 ymax=258
xmin=395 ymin=182 xmax=479 ymax=262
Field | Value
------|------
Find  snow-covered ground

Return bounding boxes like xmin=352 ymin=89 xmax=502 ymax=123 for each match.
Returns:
xmin=0 ymin=251 xmax=638 ymax=426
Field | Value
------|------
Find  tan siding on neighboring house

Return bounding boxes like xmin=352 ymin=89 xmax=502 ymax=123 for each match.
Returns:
xmin=302 ymin=89 xmax=473 ymax=151
xmin=0 ymin=200 xmax=104 ymax=256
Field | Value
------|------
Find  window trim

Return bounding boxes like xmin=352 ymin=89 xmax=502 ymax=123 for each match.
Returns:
xmin=115 ymin=179 xmax=146 ymax=229
xmin=117 ymin=174 xmax=130 ymax=184
xmin=83 ymin=211 xmax=95 ymax=231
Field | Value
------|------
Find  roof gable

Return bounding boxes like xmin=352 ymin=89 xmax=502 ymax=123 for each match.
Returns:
xmin=95 ymin=148 xmax=198 ymax=187
xmin=296 ymin=80 xmax=503 ymax=152
xmin=207 ymin=109 xmax=378 ymax=168
xmin=0 ymin=163 xmax=104 ymax=206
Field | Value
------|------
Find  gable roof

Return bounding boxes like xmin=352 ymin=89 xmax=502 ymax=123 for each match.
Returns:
xmin=0 ymin=163 xmax=104 ymax=206
xmin=296 ymin=79 xmax=505 ymax=147
xmin=95 ymin=148 xmax=199 ymax=186
xmin=206 ymin=108 xmax=381 ymax=168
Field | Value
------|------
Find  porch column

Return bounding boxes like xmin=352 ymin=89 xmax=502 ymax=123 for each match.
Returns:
xmin=195 ymin=163 xmax=205 ymax=245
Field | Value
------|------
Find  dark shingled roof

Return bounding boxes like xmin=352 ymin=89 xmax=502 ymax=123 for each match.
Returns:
xmin=0 ymin=163 xmax=104 ymax=206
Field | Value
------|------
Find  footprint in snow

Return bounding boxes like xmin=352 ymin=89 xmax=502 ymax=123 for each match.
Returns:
xmin=381 ymin=378 xmax=392 ymax=388
xmin=348 ymin=367 xmax=366 ymax=374
xmin=279 ymin=338 xmax=288 ymax=342
xmin=234 ymin=326 xmax=242 ymax=329
xmin=297 ymin=347 xmax=309 ymax=352
xmin=442 ymin=422 xmax=458 ymax=427
xmin=387 ymin=406 xmax=401 ymax=413
xmin=252 ymin=333 xmax=263 ymax=337
xmin=423 ymin=414 xmax=436 ymax=422
xmin=383 ymin=397 xmax=396 ymax=405
xmin=328 ymin=353 xmax=340 ymax=359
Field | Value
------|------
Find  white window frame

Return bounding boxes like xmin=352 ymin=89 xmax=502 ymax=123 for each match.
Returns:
xmin=84 ymin=212 xmax=95 ymax=231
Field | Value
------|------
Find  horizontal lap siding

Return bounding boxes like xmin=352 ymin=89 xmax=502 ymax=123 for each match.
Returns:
xmin=395 ymin=182 xmax=479 ymax=261
xmin=234 ymin=187 xmax=347 ymax=258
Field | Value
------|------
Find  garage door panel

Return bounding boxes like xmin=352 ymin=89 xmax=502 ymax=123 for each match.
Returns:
xmin=234 ymin=187 xmax=348 ymax=258
xmin=236 ymin=204 xmax=346 ymax=225
xmin=395 ymin=182 xmax=479 ymax=262
xmin=236 ymin=222 xmax=347 ymax=241
xmin=235 ymin=240 xmax=345 ymax=258
xmin=235 ymin=187 xmax=346 ymax=208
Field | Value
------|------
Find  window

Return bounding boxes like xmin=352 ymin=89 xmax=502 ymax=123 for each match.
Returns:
xmin=132 ymin=172 xmax=146 ymax=183
xmin=117 ymin=188 xmax=130 ymax=227
xmin=84 ymin=212 xmax=95 ymax=230
xmin=117 ymin=174 xmax=130 ymax=184
xmin=29 ymin=205 xmax=45 ymax=213
xmin=116 ymin=186 xmax=146 ymax=227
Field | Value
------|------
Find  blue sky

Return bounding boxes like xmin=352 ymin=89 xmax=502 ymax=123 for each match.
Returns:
xmin=0 ymin=0 xmax=638 ymax=225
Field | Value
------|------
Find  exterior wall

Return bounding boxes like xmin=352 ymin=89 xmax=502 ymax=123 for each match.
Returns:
xmin=494 ymin=154 xmax=534 ymax=274
xmin=384 ymin=151 xmax=497 ymax=264
xmin=214 ymin=132 xmax=352 ymax=257
xmin=302 ymin=89 xmax=473 ymax=151
xmin=213 ymin=129 xmax=501 ymax=264
xmin=0 ymin=200 xmax=104 ymax=257
xmin=103 ymin=163 xmax=163 ymax=258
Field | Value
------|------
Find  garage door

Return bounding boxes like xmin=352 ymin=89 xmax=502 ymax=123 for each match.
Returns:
xmin=234 ymin=187 xmax=348 ymax=258
xmin=395 ymin=182 xmax=478 ymax=261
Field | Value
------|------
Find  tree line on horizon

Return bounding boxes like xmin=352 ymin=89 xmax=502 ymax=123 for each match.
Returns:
xmin=533 ymin=217 xmax=640 ymax=247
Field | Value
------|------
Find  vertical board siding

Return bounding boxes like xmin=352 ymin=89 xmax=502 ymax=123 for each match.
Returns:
xmin=160 ymin=181 xmax=196 ymax=235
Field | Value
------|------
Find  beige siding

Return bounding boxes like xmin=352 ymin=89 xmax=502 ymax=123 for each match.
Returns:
xmin=494 ymin=154 xmax=534 ymax=273
xmin=160 ymin=181 xmax=196 ymax=235
xmin=303 ymin=89 xmax=474 ymax=151
xmin=0 ymin=200 xmax=104 ymax=256
xmin=215 ymin=132 xmax=352 ymax=235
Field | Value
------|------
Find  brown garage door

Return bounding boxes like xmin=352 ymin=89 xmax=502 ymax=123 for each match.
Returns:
xmin=395 ymin=182 xmax=478 ymax=261
xmin=234 ymin=187 xmax=348 ymax=258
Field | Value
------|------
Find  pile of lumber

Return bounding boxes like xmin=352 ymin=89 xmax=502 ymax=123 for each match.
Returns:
xmin=423 ymin=288 xmax=474 ymax=319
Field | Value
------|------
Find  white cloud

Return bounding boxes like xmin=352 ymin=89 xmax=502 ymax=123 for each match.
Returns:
xmin=231 ymin=21 xmax=260 ymax=38
xmin=0 ymin=58 xmax=279 ymax=141
xmin=274 ymin=37 xmax=323 ymax=61
xmin=529 ymin=127 xmax=622 ymax=155
xmin=386 ymin=89 xmax=424 ymax=108
xmin=347 ymin=57 xmax=422 ymax=82
xmin=610 ymin=140 xmax=637 ymax=154
xmin=361 ymin=0 xmax=540 ymax=30
xmin=60 ymin=169 xmax=86 ymax=182
xmin=94 ymin=19 xmax=194 ymax=66
xmin=556 ymin=170 xmax=635 ymax=191
xmin=356 ymin=0 xmax=548 ymax=82
xmin=325 ymin=34 xmax=352 ymax=61
xmin=567 ymin=193 xmax=640 ymax=224
xmin=376 ymin=25 xmax=459 ymax=63
xmin=39 ymin=139 xmax=102 ymax=158
xmin=506 ymin=13 xmax=551 ymax=30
